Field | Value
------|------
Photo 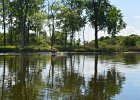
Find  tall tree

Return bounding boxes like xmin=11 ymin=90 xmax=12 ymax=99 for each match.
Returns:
xmin=86 ymin=0 xmax=111 ymax=49
xmin=58 ymin=0 xmax=86 ymax=47
xmin=50 ymin=0 xmax=56 ymax=50
xmin=86 ymin=0 xmax=126 ymax=49
xmin=7 ymin=0 xmax=46 ymax=47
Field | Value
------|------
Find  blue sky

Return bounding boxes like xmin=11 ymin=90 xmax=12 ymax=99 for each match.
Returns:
xmin=110 ymin=0 xmax=140 ymax=29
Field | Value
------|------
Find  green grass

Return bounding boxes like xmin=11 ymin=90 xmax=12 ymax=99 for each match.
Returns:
xmin=1 ymin=45 xmax=140 ymax=53
xmin=0 ymin=46 xmax=18 ymax=52
xmin=0 ymin=46 xmax=51 ymax=52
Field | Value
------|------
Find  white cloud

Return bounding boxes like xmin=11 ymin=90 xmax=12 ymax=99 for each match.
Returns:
xmin=79 ymin=25 xmax=140 ymax=41
xmin=78 ymin=24 xmax=109 ymax=42
xmin=134 ymin=16 xmax=140 ymax=19
xmin=119 ymin=26 xmax=140 ymax=36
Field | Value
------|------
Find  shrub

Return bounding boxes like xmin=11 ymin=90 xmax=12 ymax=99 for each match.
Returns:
xmin=121 ymin=36 xmax=137 ymax=47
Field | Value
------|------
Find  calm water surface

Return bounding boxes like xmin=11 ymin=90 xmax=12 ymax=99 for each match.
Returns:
xmin=0 ymin=53 xmax=140 ymax=100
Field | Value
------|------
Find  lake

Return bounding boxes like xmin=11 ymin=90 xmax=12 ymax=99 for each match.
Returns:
xmin=0 ymin=52 xmax=140 ymax=100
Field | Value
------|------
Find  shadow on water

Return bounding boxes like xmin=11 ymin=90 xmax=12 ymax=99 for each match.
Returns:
xmin=0 ymin=53 xmax=128 ymax=100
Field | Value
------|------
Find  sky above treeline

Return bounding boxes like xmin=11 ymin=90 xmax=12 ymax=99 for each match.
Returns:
xmin=110 ymin=0 xmax=140 ymax=29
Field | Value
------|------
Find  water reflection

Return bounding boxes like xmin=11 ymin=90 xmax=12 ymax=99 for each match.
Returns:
xmin=0 ymin=54 xmax=47 ymax=100
xmin=1 ymin=56 xmax=6 ymax=100
xmin=122 ymin=54 xmax=138 ymax=65
xmin=0 ymin=53 xmax=136 ymax=100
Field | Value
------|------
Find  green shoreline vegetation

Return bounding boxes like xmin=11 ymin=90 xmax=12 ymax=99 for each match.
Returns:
xmin=0 ymin=0 xmax=129 ymax=52
xmin=1 ymin=34 xmax=140 ymax=53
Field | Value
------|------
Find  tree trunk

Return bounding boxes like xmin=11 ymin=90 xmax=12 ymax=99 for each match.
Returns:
xmin=50 ymin=2 xmax=55 ymax=50
xmin=94 ymin=1 xmax=100 ymax=49
xmin=27 ymin=20 xmax=30 ymax=46
xmin=2 ymin=0 xmax=6 ymax=46
xmin=61 ymin=32 xmax=64 ymax=48
xmin=19 ymin=0 xmax=29 ymax=47
xmin=83 ymin=26 xmax=85 ymax=47
xmin=64 ymin=32 xmax=67 ymax=48
xmin=51 ymin=17 xmax=55 ymax=50
xmin=21 ymin=21 xmax=26 ymax=47
xmin=9 ymin=15 xmax=13 ymax=45
xmin=18 ymin=0 xmax=26 ymax=47
xmin=95 ymin=24 xmax=99 ymax=49
xmin=70 ymin=30 xmax=74 ymax=47
xmin=24 ymin=0 xmax=29 ymax=46
xmin=14 ymin=29 xmax=17 ymax=48
xmin=22 ymin=0 xmax=29 ymax=47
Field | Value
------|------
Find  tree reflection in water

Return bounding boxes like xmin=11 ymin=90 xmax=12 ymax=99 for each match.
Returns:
xmin=1 ymin=55 xmax=6 ymax=100
xmin=0 ymin=53 xmax=125 ymax=100
xmin=46 ymin=54 xmax=125 ymax=100
xmin=0 ymin=54 xmax=46 ymax=100
xmin=86 ymin=54 xmax=125 ymax=100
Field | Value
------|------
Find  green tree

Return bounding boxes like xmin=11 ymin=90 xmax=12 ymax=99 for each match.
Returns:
xmin=106 ymin=6 xmax=126 ymax=36
xmin=1 ymin=0 xmax=46 ymax=47
xmin=57 ymin=0 xmax=86 ymax=47
xmin=86 ymin=0 xmax=110 ymax=49
xmin=0 ymin=0 xmax=6 ymax=46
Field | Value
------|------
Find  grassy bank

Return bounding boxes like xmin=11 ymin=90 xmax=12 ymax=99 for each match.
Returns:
xmin=0 ymin=46 xmax=51 ymax=53
xmin=1 ymin=45 xmax=140 ymax=53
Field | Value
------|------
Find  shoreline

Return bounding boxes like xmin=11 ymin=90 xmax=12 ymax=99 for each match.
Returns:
xmin=1 ymin=46 xmax=140 ymax=54
xmin=1 ymin=49 xmax=140 ymax=54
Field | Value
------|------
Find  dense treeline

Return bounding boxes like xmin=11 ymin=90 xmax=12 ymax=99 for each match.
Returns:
xmin=87 ymin=34 xmax=140 ymax=52
xmin=0 ymin=0 xmax=46 ymax=46
xmin=0 ymin=0 xmax=126 ymax=51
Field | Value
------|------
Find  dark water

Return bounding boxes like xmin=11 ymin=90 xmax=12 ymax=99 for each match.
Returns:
xmin=0 ymin=53 xmax=140 ymax=100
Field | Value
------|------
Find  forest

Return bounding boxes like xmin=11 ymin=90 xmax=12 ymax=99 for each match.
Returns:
xmin=1 ymin=0 xmax=138 ymax=52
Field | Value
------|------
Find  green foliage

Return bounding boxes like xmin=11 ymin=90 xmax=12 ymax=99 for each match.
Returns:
xmin=85 ymin=0 xmax=126 ymax=48
xmin=0 ymin=46 xmax=17 ymax=52
xmin=0 ymin=0 xmax=135 ymax=52
xmin=0 ymin=45 xmax=51 ymax=52
xmin=106 ymin=6 xmax=126 ymax=36
xmin=99 ymin=45 xmax=126 ymax=52
xmin=97 ymin=34 xmax=140 ymax=52
xmin=121 ymin=35 xmax=138 ymax=47
xmin=29 ymin=12 xmax=47 ymax=33
xmin=0 ymin=0 xmax=46 ymax=47
xmin=86 ymin=0 xmax=110 ymax=30
xmin=56 ymin=0 xmax=86 ymax=47
xmin=0 ymin=33 xmax=4 ymax=45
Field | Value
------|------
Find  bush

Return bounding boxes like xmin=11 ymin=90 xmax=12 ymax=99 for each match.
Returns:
xmin=121 ymin=36 xmax=137 ymax=47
